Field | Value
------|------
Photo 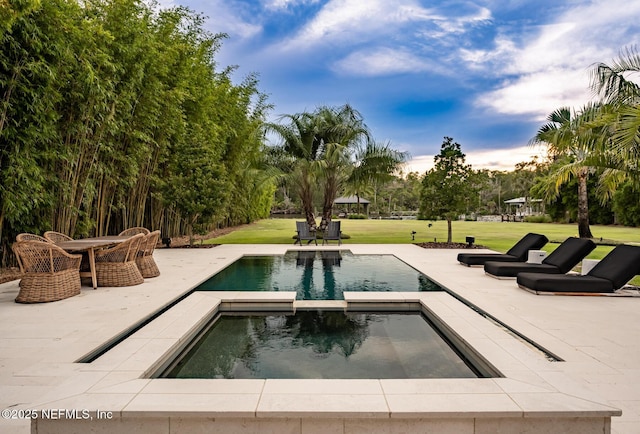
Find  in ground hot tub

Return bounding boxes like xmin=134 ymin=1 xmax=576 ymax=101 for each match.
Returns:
xmin=157 ymin=310 xmax=498 ymax=379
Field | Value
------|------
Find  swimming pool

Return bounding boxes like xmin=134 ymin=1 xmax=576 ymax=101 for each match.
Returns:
xmin=195 ymin=250 xmax=442 ymax=300
xmin=160 ymin=310 xmax=488 ymax=379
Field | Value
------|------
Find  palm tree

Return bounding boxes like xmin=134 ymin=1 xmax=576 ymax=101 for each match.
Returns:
xmin=345 ymin=141 xmax=409 ymax=214
xmin=265 ymin=112 xmax=323 ymax=230
xmin=590 ymin=47 xmax=640 ymax=183
xmin=313 ymin=105 xmax=370 ymax=231
xmin=268 ymin=104 xmax=407 ymax=232
xmin=531 ymin=106 xmax=605 ymax=238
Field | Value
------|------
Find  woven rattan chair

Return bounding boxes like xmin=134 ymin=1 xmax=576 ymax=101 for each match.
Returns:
xmin=11 ymin=241 xmax=82 ymax=303
xmin=94 ymin=233 xmax=144 ymax=287
xmin=119 ymin=227 xmax=150 ymax=236
xmin=135 ymin=230 xmax=160 ymax=278
xmin=43 ymin=231 xmax=74 ymax=243
xmin=43 ymin=231 xmax=92 ymax=271
xmin=16 ymin=233 xmax=50 ymax=242
xmin=14 ymin=234 xmax=51 ymax=271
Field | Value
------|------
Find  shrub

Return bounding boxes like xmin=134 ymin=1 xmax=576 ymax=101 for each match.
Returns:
xmin=347 ymin=214 xmax=367 ymax=219
xmin=524 ymin=214 xmax=552 ymax=223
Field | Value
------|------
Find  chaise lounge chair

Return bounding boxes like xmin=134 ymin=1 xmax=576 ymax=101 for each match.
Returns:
xmin=517 ymin=244 xmax=640 ymax=294
xmin=457 ymin=233 xmax=548 ymax=266
xmin=484 ymin=237 xmax=596 ymax=278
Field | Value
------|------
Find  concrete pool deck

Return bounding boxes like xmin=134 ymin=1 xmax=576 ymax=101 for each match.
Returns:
xmin=0 ymin=244 xmax=638 ymax=433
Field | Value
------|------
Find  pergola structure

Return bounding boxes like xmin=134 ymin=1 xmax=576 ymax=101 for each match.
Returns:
xmin=333 ymin=196 xmax=370 ymax=216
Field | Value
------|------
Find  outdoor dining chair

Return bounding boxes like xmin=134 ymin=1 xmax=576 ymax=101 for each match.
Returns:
xmin=295 ymin=221 xmax=317 ymax=245
xmin=119 ymin=227 xmax=150 ymax=236
xmin=94 ymin=233 xmax=144 ymax=287
xmin=323 ymin=221 xmax=342 ymax=245
xmin=16 ymin=233 xmax=50 ymax=242
xmin=43 ymin=231 xmax=73 ymax=243
xmin=135 ymin=230 xmax=161 ymax=278
xmin=11 ymin=240 xmax=82 ymax=303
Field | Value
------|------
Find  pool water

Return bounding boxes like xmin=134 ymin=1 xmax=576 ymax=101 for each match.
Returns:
xmin=195 ymin=250 xmax=442 ymax=300
xmin=162 ymin=311 xmax=481 ymax=379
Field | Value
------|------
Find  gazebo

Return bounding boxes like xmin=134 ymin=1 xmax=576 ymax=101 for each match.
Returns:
xmin=504 ymin=197 xmax=543 ymax=216
xmin=333 ymin=196 xmax=370 ymax=216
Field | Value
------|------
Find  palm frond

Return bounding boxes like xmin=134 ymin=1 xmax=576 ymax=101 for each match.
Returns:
xmin=590 ymin=46 xmax=640 ymax=105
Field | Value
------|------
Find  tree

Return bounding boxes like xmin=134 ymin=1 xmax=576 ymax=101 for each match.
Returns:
xmin=345 ymin=140 xmax=408 ymax=216
xmin=419 ymin=137 xmax=474 ymax=243
xmin=314 ymin=104 xmax=370 ymax=231
xmin=265 ymin=111 xmax=323 ymax=230
xmin=0 ymin=0 xmax=272 ymax=264
xmin=530 ymin=106 xmax=602 ymax=238
xmin=589 ymin=47 xmax=640 ymax=189
xmin=612 ymin=180 xmax=640 ymax=226
xmin=267 ymin=104 xmax=406 ymax=231
xmin=533 ymin=160 xmax=614 ymax=225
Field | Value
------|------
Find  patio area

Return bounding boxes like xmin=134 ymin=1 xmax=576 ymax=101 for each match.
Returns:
xmin=0 ymin=244 xmax=638 ymax=433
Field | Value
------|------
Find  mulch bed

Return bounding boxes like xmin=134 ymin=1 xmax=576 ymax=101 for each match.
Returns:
xmin=162 ymin=224 xmax=252 ymax=248
xmin=166 ymin=243 xmax=220 ymax=249
xmin=414 ymin=242 xmax=487 ymax=249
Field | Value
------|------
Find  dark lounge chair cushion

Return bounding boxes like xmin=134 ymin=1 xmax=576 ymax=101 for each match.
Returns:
xmin=516 ymin=244 xmax=640 ymax=293
xmin=517 ymin=273 xmax=615 ymax=293
xmin=541 ymin=237 xmax=597 ymax=273
xmin=505 ymin=233 xmax=549 ymax=259
xmin=457 ymin=253 xmax=522 ymax=266
xmin=484 ymin=237 xmax=596 ymax=277
xmin=588 ymin=244 xmax=640 ymax=289
xmin=484 ymin=262 xmax=562 ymax=277
xmin=457 ymin=233 xmax=548 ymax=266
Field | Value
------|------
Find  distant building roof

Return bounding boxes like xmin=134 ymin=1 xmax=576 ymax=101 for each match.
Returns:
xmin=334 ymin=196 xmax=370 ymax=204
xmin=504 ymin=197 xmax=542 ymax=204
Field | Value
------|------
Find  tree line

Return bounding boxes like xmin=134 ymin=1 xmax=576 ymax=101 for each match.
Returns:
xmin=1 ymin=0 xmax=274 ymax=265
xmin=417 ymin=49 xmax=640 ymax=241
xmin=2 ymin=1 xmax=638 ymax=266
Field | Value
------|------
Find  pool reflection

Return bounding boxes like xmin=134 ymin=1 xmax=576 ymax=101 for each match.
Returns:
xmin=196 ymin=251 xmax=443 ymax=300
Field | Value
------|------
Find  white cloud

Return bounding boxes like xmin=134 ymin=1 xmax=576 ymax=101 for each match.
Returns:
xmin=406 ymin=145 xmax=548 ymax=173
xmin=474 ymin=0 xmax=640 ymax=120
xmin=187 ymin=1 xmax=261 ymax=40
xmin=280 ymin=0 xmax=431 ymax=49
xmin=262 ymin=0 xmax=320 ymax=10
xmin=279 ymin=0 xmax=489 ymax=51
xmin=476 ymin=68 xmax=594 ymax=120
xmin=430 ymin=6 xmax=491 ymax=36
xmin=333 ymin=47 xmax=438 ymax=77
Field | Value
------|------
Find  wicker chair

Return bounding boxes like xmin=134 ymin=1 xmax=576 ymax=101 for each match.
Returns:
xmin=136 ymin=230 xmax=161 ymax=278
xmin=43 ymin=231 xmax=74 ymax=243
xmin=14 ymin=234 xmax=51 ymax=271
xmin=119 ymin=227 xmax=150 ymax=236
xmin=11 ymin=241 xmax=82 ymax=303
xmin=16 ymin=233 xmax=50 ymax=242
xmin=94 ymin=233 xmax=144 ymax=287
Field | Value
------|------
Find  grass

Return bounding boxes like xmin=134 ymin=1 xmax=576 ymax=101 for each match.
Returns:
xmin=208 ymin=218 xmax=640 ymax=258
xmin=207 ymin=218 xmax=640 ymax=285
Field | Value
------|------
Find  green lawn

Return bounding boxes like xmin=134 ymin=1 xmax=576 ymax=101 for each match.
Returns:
xmin=208 ymin=218 xmax=640 ymax=259
xmin=207 ymin=218 xmax=640 ymax=285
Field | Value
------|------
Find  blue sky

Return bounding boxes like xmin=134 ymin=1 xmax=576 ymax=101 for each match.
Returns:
xmin=159 ymin=0 xmax=639 ymax=172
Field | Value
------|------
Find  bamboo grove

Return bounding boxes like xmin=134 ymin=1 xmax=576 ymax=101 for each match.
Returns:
xmin=1 ymin=0 xmax=275 ymax=265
